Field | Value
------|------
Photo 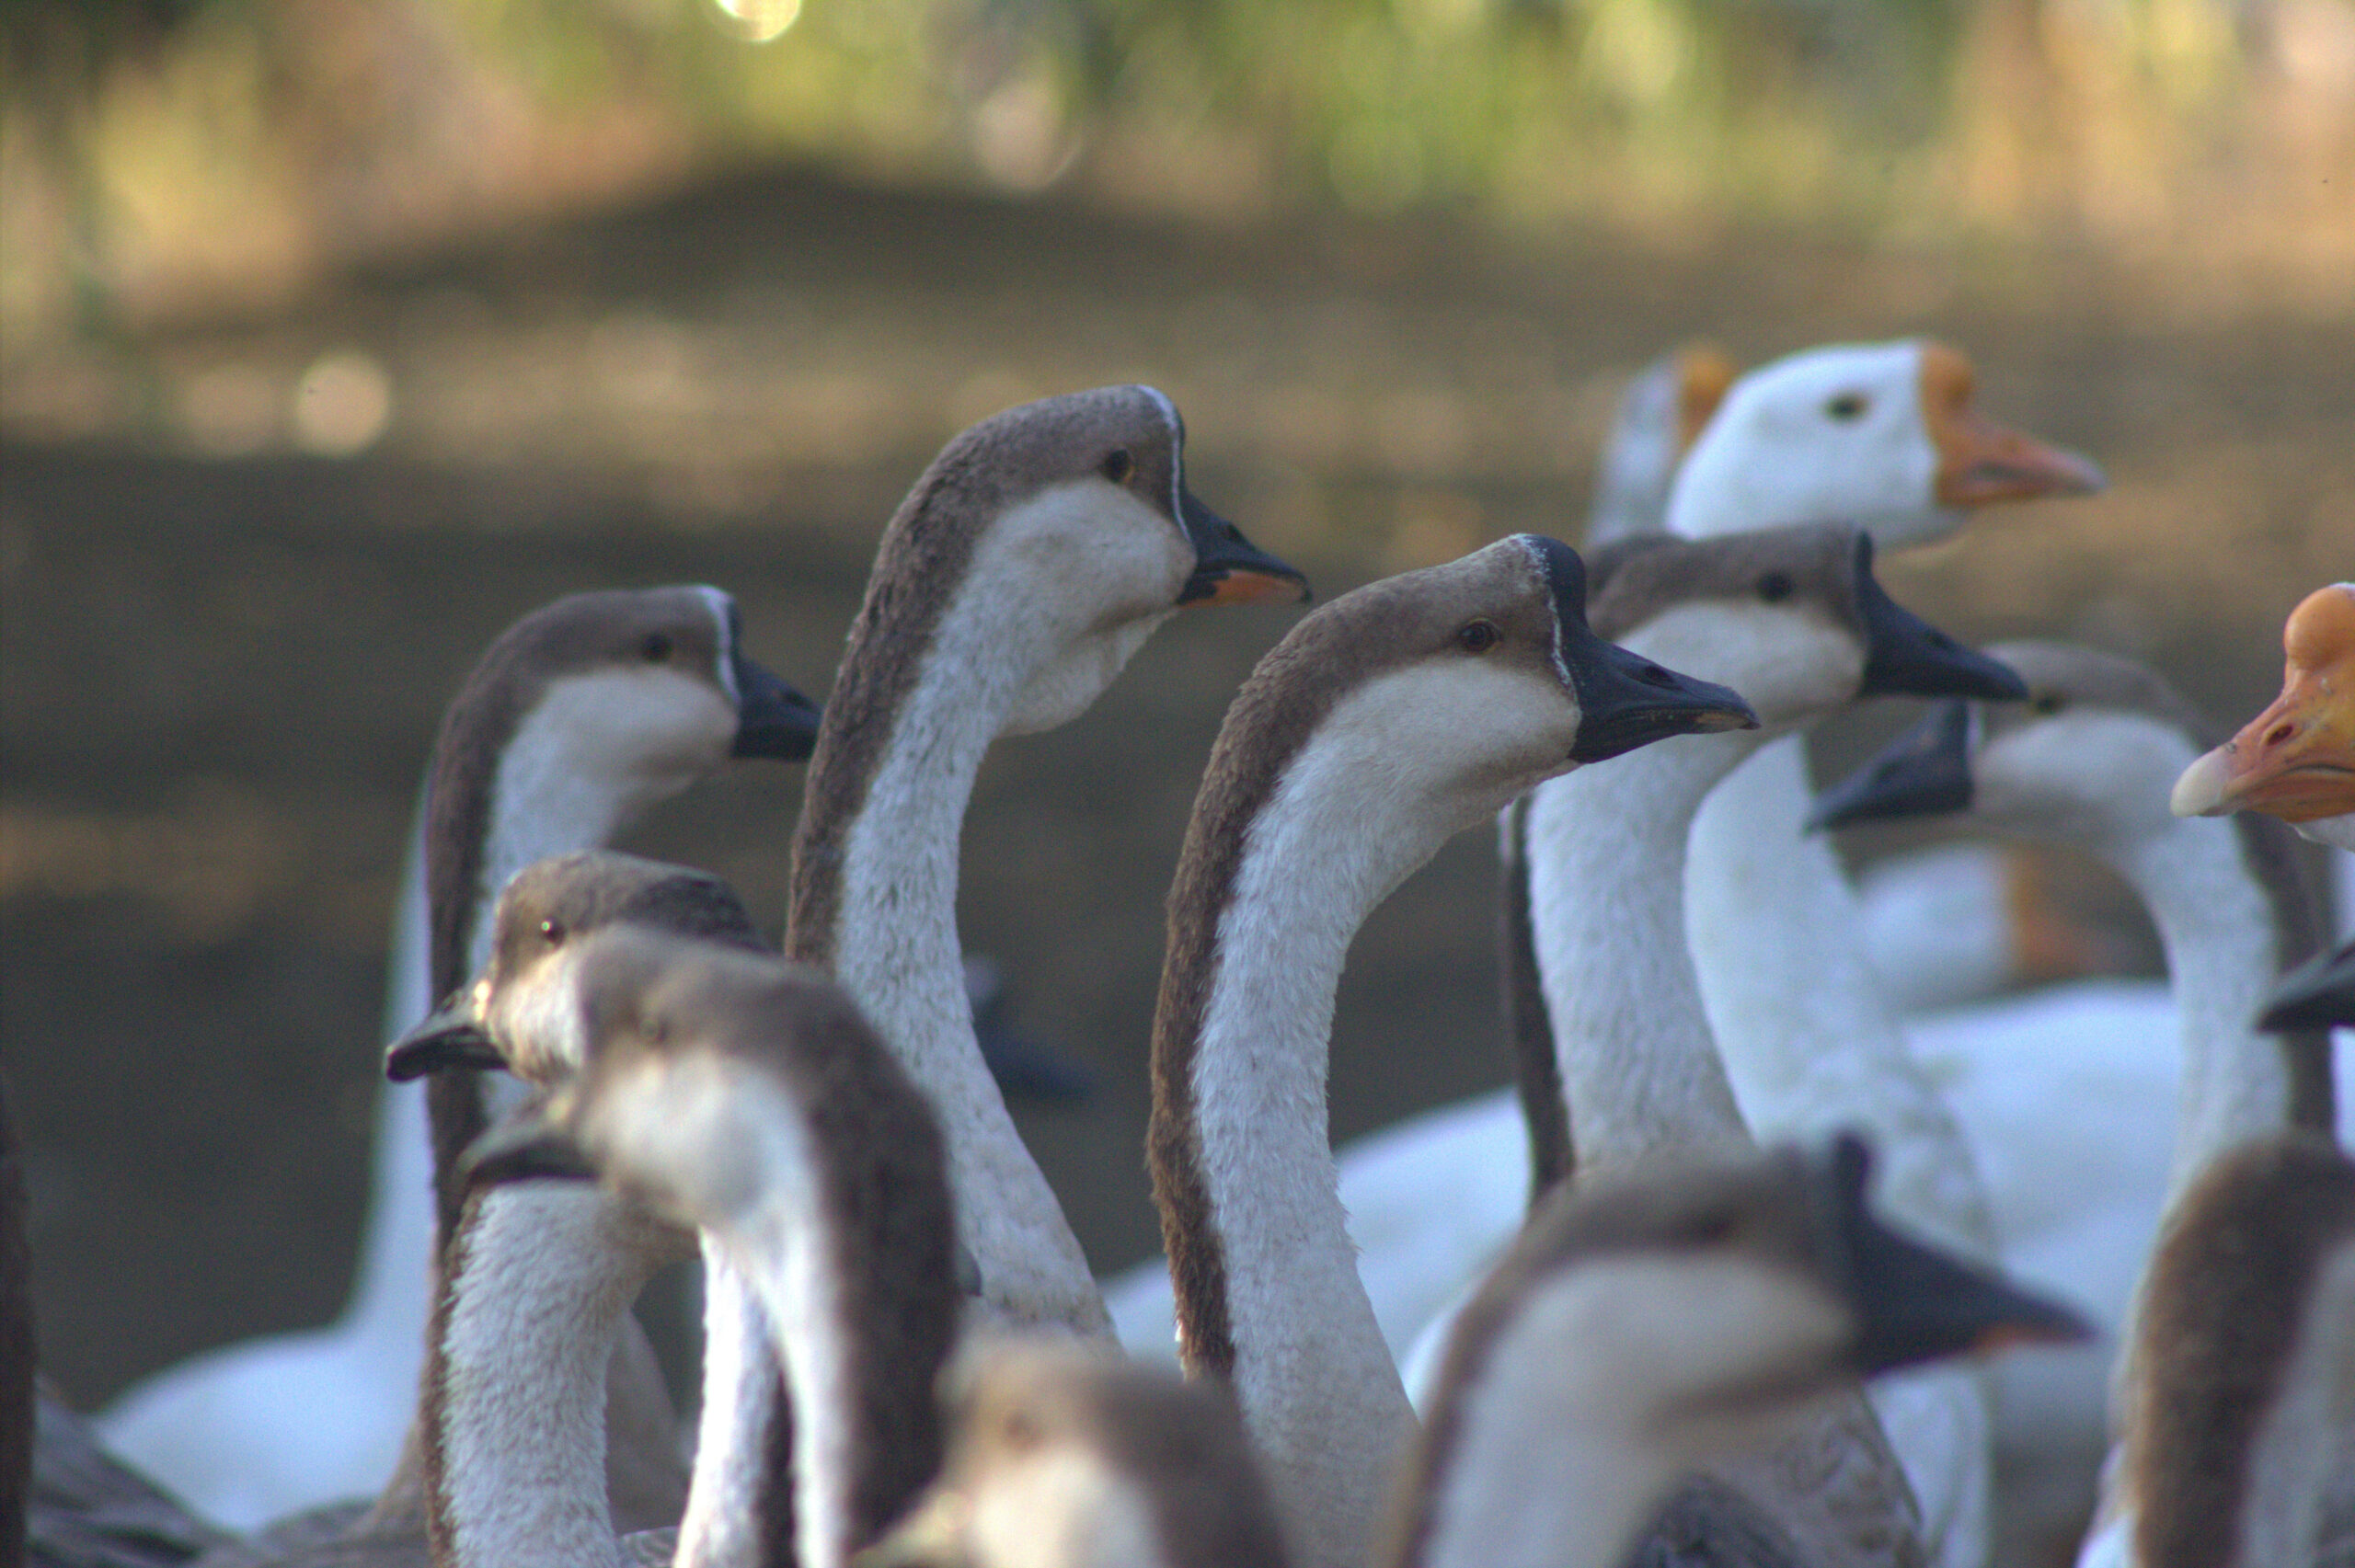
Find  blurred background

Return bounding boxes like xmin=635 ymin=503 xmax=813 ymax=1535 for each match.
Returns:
xmin=1 ymin=0 xmax=2349 ymax=1459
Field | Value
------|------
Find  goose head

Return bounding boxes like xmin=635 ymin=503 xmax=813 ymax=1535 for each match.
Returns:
xmin=388 ymin=848 xmax=763 ymax=1086
xmin=458 ymin=930 xmax=924 ymax=1236
xmin=1664 ymin=341 xmax=2105 ymax=546
xmin=1201 ymin=534 xmax=1759 ymax=840
xmin=1581 ymin=524 xmax=2026 ymax=732
xmin=433 ymin=585 xmax=820 ymax=817
xmin=1811 ymin=641 xmax=2213 ymax=851
xmin=855 ymin=1345 xmax=1292 ymax=1568
xmin=1587 ymin=342 xmax=1737 ymax=546
xmin=851 ymin=385 xmax=1305 ymax=741
xmin=1393 ymin=1138 xmax=2087 ymax=1568
xmin=2171 ymin=583 xmax=2355 ymax=827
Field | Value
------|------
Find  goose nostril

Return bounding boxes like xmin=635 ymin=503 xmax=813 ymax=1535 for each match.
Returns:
xmin=2265 ymin=721 xmax=2298 ymax=749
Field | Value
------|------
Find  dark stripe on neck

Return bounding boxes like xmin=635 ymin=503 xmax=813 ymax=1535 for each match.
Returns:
xmin=2229 ymin=811 xmax=2338 ymax=1135
xmin=757 ymin=985 xmax=962 ymax=1558
xmin=784 ymin=452 xmax=995 ymax=972
xmin=1498 ymin=797 xmax=1574 ymax=1205
xmin=419 ymin=1186 xmax=480 ymax=1568
xmin=2131 ymin=1135 xmax=2355 ymax=1568
xmin=1147 ymin=595 xmax=1419 ymax=1380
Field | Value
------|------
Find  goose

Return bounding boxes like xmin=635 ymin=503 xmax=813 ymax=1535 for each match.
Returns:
xmin=1144 ymin=532 xmax=1755 ymax=1568
xmin=1386 ymin=1137 xmax=2089 ymax=1568
xmin=98 ymin=585 xmax=821 ymax=1532
xmin=1465 ymin=523 xmax=2021 ymax=1567
xmin=1584 ymin=342 xmax=1736 ymax=546
xmin=2173 ymin=582 xmax=2355 ymax=854
xmin=1806 ymin=642 xmax=2347 ymax=1565
xmin=441 ymin=915 xmax=1292 ymax=1568
xmin=780 ymin=383 xmax=1305 ymax=1338
xmin=383 ymin=851 xmax=777 ymax=1568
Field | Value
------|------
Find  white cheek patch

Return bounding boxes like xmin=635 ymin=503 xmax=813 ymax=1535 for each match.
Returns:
xmin=1304 ymin=659 xmax=1588 ymax=822
xmin=511 ymin=668 xmax=740 ymax=807
xmin=1621 ymin=602 xmax=1862 ymax=727
xmin=487 ymin=949 xmax=592 ymax=1085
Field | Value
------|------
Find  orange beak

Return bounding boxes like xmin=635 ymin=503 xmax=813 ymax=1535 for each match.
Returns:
xmin=2171 ymin=584 xmax=2355 ymax=823
xmin=1920 ymin=343 xmax=2108 ymax=508
xmin=1673 ymin=343 xmax=1738 ymax=453
xmin=1184 ymin=567 xmax=1312 ymax=609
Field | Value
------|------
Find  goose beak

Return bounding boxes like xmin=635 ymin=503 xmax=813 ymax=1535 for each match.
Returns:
xmin=2169 ymin=596 xmax=2355 ymax=823
xmin=1919 ymin=346 xmax=2107 ymax=508
xmin=460 ymin=1113 xmax=598 ymax=1187
xmin=1819 ymin=1134 xmax=2093 ymax=1374
xmin=2257 ymin=937 xmax=2355 ymax=1033
xmin=385 ymin=1001 xmax=504 ymax=1082
xmin=1175 ymin=486 xmax=1310 ymax=608
xmin=1808 ymin=701 xmax=1976 ymax=833
xmin=1851 ymin=537 xmax=2027 ymax=703
xmin=729 ymin=651 xmax=824 ymax=761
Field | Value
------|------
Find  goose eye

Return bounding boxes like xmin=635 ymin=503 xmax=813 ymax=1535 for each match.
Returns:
xmin=2030 ymin=692 xmax=2066 ymax=715
xmin=1455 ymin=620 xmax=1499 ymax=654
xmin=1101 ymin=449 xmax=1133 ymax=484
xmin=1756 ymin=571 xmax=1796 ymax=603
xmin=1825 ymin=393 xmax=1868 ymax=422
xmin=539 ymin=918 xmax=565 ymax=945
xmin=641 ymin=633 xmax=673 ymax=663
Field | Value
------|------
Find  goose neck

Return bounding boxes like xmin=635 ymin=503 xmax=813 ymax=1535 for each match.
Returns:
xmin=2113 ymin=816 xmax=2303 ymax=1186
xmin=1157 ymin=714 xmax=1516 ymax=1568
xmin=426 ymin=1184 xmax=685 ymax=1568
xmin=788 ymin=550 xmax=1108 ymax=1334
xmin=2230 ymin=1238 xmax=2355 ymax=1568
xmin=672 ymin=1247 xmax=789 ymax=1568
xmin=1523 ymin=727 xmax=1760 ymax=1173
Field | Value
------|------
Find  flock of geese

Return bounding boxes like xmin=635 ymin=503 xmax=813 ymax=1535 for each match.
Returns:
xmin=5 ymin=349 xmax=2351 ymax=1568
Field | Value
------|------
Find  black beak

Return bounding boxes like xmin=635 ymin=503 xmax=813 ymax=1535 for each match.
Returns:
xmin=460 ymin=1115 xmax=598 ymax=1188
xmin=1528 ymin=536 xmax=1759 ymax=764
xmin=385 ymin=1001 xmax=506 ymax=1082
xmin=2257 ymin=936 xmax=2355 ymax=1033
xmin=1175 ymin=484 xmax=1310 ymax=608
xmin=1818 ymin=1134 xmax=2092 ymax=1377
xmin=729 ymin=649 xmax=824 ymax=761
xmin=1807 ymin=701 xmax=1978 ymax=833
xmin=1852 ymin=536 xmax=2027 ymax=703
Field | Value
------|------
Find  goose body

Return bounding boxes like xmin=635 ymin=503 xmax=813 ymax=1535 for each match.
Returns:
xmin=96 ymin=586 xmax=819 ymax=1532
xmin=1145 ymin=532 xmax=1754 ymax=1568
xmin=1809 ymin=643 xmax=2347 ymax=1566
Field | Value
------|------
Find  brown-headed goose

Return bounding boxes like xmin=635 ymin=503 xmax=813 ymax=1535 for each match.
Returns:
xmin=1808 ymin=642 xmax=2347 ymax=1568
xmin=2173 ymin=583 xmax=2355 ymax=854
xmin=1483 ymin=524 xmax=2025 ymax=1568
xmin=99 ymin=586 xmax=820 ymax=1534
xmin=385 ymin=852 xmax=775 ymax=1568
xmin=783 ymin=384 xmax=1305 ymax=1340
xmin=1146 ymin=534 xmax=1755 ymax=1568
xmin=1386 ymin=1138 xmax=2086 ymax=1568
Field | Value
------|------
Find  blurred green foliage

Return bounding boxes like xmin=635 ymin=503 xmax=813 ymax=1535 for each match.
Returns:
xmin=3 ymin=0 xmax=2348 ymax=341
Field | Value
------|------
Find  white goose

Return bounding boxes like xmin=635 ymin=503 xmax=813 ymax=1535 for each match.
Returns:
xmin=1145 ymin=532 xmax=1754 ymax=1568
xmin=95 ymin=586 xmax=820 ymax=1532
xmin=1808 ymin=642 xmax=2349 ymax=1566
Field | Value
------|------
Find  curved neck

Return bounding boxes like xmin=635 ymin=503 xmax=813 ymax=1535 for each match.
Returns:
xmin=425 ymin=1185 xmax=685 ymax=1568
xmin=2230 ymin=1240 xmax=2355 ymax=1568
xmin=1154 ymin=701 xmax=1522 ymax=1568
xmin=787 ymin=534 xmax=1107 ymax=1336
xmin=2112 ymin=814 xmax=2308 ymax=1191
xmin=1683 ymin=738 xmax=1998 ymax=1253
xmin=1524 ymin=730 xmax=1758 ymax=1173
xmin=352 ymin=799 xmax=439 ymax=1338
